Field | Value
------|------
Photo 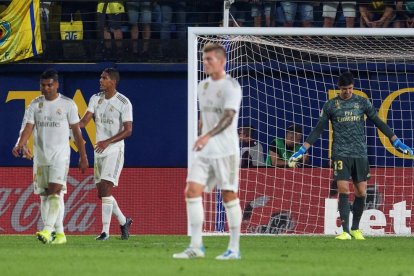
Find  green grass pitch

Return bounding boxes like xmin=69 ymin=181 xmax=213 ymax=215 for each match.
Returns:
xmin=0 ymin=235 xmax=413 ymax=276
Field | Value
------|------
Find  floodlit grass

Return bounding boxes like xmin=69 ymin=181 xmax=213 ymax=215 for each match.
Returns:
xmin=0 ymin=235 xmax=413 ymax=276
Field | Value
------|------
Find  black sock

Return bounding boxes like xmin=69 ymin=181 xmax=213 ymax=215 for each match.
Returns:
xmin=351 ymin=196 xmax=365 ymax=231
xmin=338 ymin=193 xmax=350 ymax=233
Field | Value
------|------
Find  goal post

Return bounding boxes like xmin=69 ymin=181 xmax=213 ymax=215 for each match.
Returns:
xmin=188 ymin=27 xmax=414 ymax=236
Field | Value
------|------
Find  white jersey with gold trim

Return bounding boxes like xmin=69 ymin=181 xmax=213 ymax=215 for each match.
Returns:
xmin=197 ymin=75 xmax=242 ymax=158
xmin=26 ymin=94 xmax=79 ymax=166
xmin=87 ymin=91 xmax=133 ymax=157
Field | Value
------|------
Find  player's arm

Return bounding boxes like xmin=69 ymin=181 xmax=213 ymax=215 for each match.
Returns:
xmin=365 ymin=100 xmax=413 ymax=155
xmin=15 ymin=109 xmax=33 ymax=159
xmin=95 ymin=121 xmax=133 ymax=153
xmin=79 ymin=111 xmax=94 ymax=128
xmin=12 ymin=123 xmax=34 ymax=158
xmin=270 ymin=150 xmax=288 ymax=168
xmin=71 ymin=122 xmax=89 ymax=172
xmin=193 ymin=109 xmax=236 ymax=151
xmin=288 ymin=105 xmax=330 ymax=166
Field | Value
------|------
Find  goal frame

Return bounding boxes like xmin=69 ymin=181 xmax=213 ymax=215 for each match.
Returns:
xmin=187 ymin=27 xmax=414 ymax=168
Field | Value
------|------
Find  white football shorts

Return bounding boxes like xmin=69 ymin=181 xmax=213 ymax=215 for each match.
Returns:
xmin=323 ymin=2 xmax=356 ymax=18
xmin=187 ymin=154 xmax=240 ymax=192
xmin=94 ymin=149 xmax=124 ymax=186
xmin=33 ymin=160 xmax=69 ymax=195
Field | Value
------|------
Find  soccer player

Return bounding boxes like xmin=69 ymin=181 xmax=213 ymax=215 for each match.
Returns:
xmin=12 ymin=69 xmax=88 ymax=244
xmin=15 ymin=104 xmax=66 ymax=243
xmin=80 ymin=68 xmax=133 ymax=241
xmin=289 ymin=71 xmax=413 ymax=240
xmin=173 ymin=43 xmax=242 ymax=260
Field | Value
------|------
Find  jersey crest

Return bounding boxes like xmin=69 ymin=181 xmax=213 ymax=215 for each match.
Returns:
xmin=335 ymin=100 xmax=341 ymax=109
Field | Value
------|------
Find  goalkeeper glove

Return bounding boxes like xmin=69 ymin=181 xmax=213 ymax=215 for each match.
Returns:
xmin=392 ymin=139 xmax=413 ymax=156
xmin=288 ymin=146 xmax=307 ymax=167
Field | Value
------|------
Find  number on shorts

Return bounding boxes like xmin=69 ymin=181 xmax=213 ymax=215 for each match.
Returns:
xmin=334 ymin=160 xmax=343 ymax=171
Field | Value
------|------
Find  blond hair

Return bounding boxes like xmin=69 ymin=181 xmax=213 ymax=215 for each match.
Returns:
xmin=202 ymin=43 xmax=226 ymax=58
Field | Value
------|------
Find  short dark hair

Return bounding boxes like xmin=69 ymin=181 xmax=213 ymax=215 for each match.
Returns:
xmin=40 ymin=69 xmax=59 ymax=81
xmin=202 ymin=43 xmax=226 ymax=58
xmin=239 ymin=126 xmax=255 ymax=137
xmin=103 ymin=68 xmax=120 ymax=83
xmin=287 ymin=124 xmax=302 ymax=134
xmin=338 ymin=71 xmax=354 ymax=87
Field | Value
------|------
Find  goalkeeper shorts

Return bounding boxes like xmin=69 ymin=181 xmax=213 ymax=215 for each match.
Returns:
xmin=332 ymin=157 xmax=370 ymax=183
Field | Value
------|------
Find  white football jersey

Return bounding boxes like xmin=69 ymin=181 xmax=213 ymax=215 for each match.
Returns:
xmin=87 ymin=91 xmax=133 ymax=156
xmin=198 ymin=75 xmax=242 ymax=158
xmin=26 ymin=94 xmax=80 ymax=166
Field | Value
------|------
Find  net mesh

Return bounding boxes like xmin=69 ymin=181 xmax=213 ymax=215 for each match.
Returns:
xmin=194 ymin=33 xmax=414 ymax=235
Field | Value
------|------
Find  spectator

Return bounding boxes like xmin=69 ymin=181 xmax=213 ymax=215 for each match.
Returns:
xmin=97 ymin=1 xmax=124 ymax=42
xmin=41 ymin=1 xmax=51 ymax=32
xmin=323 ymin=2 xmax=357 ymax=27
xmin=359 ymin=0 xmax=395 ymax=28
xmin=187 ymin=0 xmax=222 ymax=26
xmin=266 ymin=124 xmax=308 ymax=167
xmin=395 ymin=1 xmax=414 ymax=27
xmin=251 ymin=0 xmax=274 ymax=27
xmin=158 ymin=0 xmax=186 ymax=40
xmin=230 ymin=0 xmax=251 ymax=26
xmin=126 ymin=1 xmax=152 ymax=55
xmin=280 ymin=1 xmax=314 ymax=27
xmin=239 ymin=126 xmax=265 ymax=168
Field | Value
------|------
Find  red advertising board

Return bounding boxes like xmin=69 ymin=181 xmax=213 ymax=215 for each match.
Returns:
xmin=0 ymin=168 xmax=412 ymax=235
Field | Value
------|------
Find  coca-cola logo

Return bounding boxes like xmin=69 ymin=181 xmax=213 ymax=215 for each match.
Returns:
xmin=0 ymin=174 xmax=97 ymax=233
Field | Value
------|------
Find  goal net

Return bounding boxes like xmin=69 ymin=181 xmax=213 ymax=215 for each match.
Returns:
xmin=188 ymin=27 xmax=414 ymax=236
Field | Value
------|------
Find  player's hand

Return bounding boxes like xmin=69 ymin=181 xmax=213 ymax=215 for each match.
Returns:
xmin=193 ymin=134 xmax=211 ymax=151
xmin=12 ymin=145 xmax=25 ymax=157
xmin=21 ymin=146 xmax=33 ymax=160
xmin=392 ymin=139 xmax=413 ymax=156
xmin=78 ymin=156 xmax=89 ymax=173
xmin=94 ymin=140 xmax=110 ymax=153
xmin=288 ymin=146 xmax=307 ymax=167
xmin=12 ymin=144 xmax=24 ymax=158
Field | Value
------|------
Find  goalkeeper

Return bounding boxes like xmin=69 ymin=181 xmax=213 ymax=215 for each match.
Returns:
xmin=289 ymin=71 xmax=413 ymax=240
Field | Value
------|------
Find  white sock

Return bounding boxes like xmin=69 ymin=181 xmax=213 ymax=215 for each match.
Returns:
xmin=224 ymin=198 xmax=242 ymax=253
xmin=40 ymin=195 xmax=49 ymax=227
xmin=44 ymin=194 xmax=60 ymax=233
xmin=54 ymin=195 xmax=65 ymax=234
xmin=111 ymin=196 xmax=126 ymax=225
xmin=102 ymin=196 xmax=113 ymax=234
xmin=186 ymin=197 xmax=204 ymax=249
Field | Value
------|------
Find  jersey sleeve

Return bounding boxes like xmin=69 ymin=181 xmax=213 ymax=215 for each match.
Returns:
xmin=305 ymin=102 xmax=330 ymax=145
xmin=67 ymin=101 xmax=80 ymax=125
xmin=121 ymin=99 xmax=133 ymax=123
xmin=86 ymin=95 xmax=96 ymax=114
xmin=223 ymin=79 xmax=242 ymax=112
xmin=19 ymin=108 xmax=30 ymax=135
xmin=26 ymin=100 xmax=36 ymax=125
xmin=364 ymin=98 xmax=395 ymax=139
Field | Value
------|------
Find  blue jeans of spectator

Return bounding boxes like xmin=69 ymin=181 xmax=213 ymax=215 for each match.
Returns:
xmin=280 ymin=2 xmax=314 ymax=24
xmin=160 ymin=2 xmax=186 ymax=40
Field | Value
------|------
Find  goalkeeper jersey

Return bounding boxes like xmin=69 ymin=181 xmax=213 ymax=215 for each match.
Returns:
xmin=306 ymin=94 xmax=395 ymax=158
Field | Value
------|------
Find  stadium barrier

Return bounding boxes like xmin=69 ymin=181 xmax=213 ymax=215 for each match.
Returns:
xmin=1 ymin=167 xmax=412 ymax=235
